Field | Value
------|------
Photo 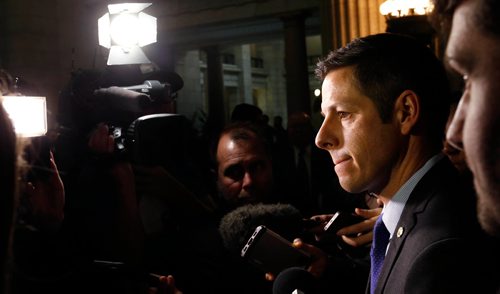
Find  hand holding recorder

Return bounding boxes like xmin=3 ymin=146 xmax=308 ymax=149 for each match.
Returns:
xmin=309 ymin=207 xmax=381 ymax=248
xmin=241 ymin=225 xmax=312 ymax=278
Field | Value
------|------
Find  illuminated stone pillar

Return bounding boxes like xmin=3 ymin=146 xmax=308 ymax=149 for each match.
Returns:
xmin=282 ymin=12 xmax=311 ymax=116
xmin=203 ymin=45 xmax=226 ymax=131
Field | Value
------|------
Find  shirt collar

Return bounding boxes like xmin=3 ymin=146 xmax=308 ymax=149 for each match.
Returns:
xmin=382 ymin=153 xmax=445 ymax=238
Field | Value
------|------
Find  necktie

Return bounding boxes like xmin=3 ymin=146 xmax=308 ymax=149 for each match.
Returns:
xmin=370 ymin=215 xmax=390 ymax=294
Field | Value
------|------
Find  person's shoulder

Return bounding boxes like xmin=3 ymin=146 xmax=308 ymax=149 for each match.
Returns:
xmin=402 ymin=157 xmax=479 ymax=236
xmin=410 ymin=156 xmax=470 ymax=203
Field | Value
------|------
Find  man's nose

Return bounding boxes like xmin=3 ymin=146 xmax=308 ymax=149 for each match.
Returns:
xmin=316 ymin=120 xmax=339 ymax=150
xmin=446 ymin=102 xmax=465 ymax=152
xmin=241 ymin=171 xmax=254 ymax=190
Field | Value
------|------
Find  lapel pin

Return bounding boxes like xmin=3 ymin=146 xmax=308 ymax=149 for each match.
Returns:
xmin=397 ymin=226 xmax=404 ymax=238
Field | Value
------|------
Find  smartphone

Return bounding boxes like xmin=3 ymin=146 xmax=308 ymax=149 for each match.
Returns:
xmin=323 ymin=211 xmax=364 ymax=234
xmin=241 ymin=225 xmax=311 ymax=275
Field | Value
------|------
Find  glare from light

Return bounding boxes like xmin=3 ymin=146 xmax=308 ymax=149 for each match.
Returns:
xmin=314 ymin=89 xmax=321 ymax=97
xmin=413 ymin=0 xmax=434 ymax=15
xmin=110 ymin=13 xmax=140 ymax=47
xmin=380 ymin=0 xmax=433 ymax=18
xmin=1 ymin=96 xmax=47 ymax=137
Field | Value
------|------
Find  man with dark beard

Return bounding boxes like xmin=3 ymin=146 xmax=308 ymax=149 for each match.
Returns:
xmin=432 ymin=0 xmax=500 ymax=238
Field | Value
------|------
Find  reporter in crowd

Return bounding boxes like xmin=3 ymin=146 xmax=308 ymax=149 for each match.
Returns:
xmin=432 ymin=0 xmax=500 ymax=240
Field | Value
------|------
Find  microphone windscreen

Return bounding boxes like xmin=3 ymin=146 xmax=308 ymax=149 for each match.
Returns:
xmin=273 ymin=267 xmax=318 ymax=294
xmin=93 ymin=86 xmax=150 ymax=113
xmin=218 ymin=203 xmax=304 ymax=254
xmin=144 ymin=71 xmax=184 ymax=93
xmin=165 ymin=72 xmax=184 ymax=93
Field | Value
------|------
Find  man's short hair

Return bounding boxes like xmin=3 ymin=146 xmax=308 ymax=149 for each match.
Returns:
xmin=212 ymin=121 xmax=272 ymax=167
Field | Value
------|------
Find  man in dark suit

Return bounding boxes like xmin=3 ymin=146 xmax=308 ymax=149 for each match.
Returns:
xmin=308 ymin=33 xmax=500 ymax=293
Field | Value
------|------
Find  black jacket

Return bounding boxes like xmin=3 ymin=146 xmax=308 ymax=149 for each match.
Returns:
xmin=369 ymin=157 xmax=500 ymax=294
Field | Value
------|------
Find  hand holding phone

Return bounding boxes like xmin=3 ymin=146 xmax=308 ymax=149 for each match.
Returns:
xmin=241 ymin=225 xmax=311 ymax=276
xmin=323 ymin=211 xmax=372 ymax=259
xmin=323 ymin=211 xmax=364 ymax=235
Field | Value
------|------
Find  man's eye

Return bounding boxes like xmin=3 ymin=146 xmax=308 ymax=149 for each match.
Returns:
xmin=337 ymin=111 xmax=350 ymax=119
xmin=224 ymin=166 xmax=244 ymax=180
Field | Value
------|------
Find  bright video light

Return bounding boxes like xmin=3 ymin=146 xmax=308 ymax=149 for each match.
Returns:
xmin=110 ymin=14 xmax=140 ymax=46
xmin=98 ymin=3 xmax=157 ymax=65
xmin=1 ymin=96 xmax=47 ymax=137
xmin=380 ymin=0 xmax=433 ymax=18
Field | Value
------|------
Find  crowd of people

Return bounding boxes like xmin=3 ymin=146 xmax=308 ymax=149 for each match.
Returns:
xmin=1 ymin=0 xmax=500 ymax=293
xmin=1 ymin=65 xmax=373 ymax=294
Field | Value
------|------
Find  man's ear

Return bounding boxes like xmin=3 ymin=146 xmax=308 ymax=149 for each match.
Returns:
xmin=394 ymin=90 xmax=420 ymax=135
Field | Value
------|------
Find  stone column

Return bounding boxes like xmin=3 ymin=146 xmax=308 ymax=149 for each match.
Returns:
xmin=175 ymin=49 xmax=203 ymax=122
xmin=203 ymin=45 xmax=226 ymax=132
xmin=234 ymin=44 xmax=253 ymax=104
xmin=282 ymin=12 xmax=311 ymax=116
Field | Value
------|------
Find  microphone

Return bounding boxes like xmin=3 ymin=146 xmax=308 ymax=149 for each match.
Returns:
xmin=122 ymin=76 xmax=183 ymax=101
xmin=272 ymin=267 xmax=318 ymax=294
xmin=123 ymin=80 xmax=166 ymax=99
xmin=121 ymin=72 xmax=184 ymax=103
xmin=142 ymin=70 xmax=184 ymax=93
xmin=91 ymin=72 xmax=184 ymax=117
xmin=218 ymin=203 xmax=305 ymax=255
xmin=93 ymin=86 xmax=151 ymax=113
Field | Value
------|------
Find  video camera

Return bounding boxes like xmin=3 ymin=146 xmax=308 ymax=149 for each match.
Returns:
xmin=58 ymin=68 xmax=182 ymax=127
xmin=122 ymin=80 xmax=173 ymax=102
xmin=98 ymin=79 xmax=181 ymax=156
xmin=97 ymin=78 xmax=211 ymax=200
xmin=58 ymin=69 xmax=200 ymax=168
xmin=110 ymin=112 xmax=194 ymax=167
xmin=75 ymin=68 xmax=183 ymax=154
xmin=88 ymin=74 xmax=213 ymax=199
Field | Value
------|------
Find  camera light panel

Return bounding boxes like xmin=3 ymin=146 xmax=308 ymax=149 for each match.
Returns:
xmin=1 ymin=96 xmax=47 ymax=137
xmin=98 ymin=3 xmax=156 ymax=65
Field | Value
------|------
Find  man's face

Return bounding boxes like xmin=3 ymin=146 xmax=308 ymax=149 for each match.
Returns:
xmin=446 ymin=0 xmax=500 ymax=236
xmin=315 ymin=67 xmax=401 ymax=195
xmin=216 ymin=133 xmax=273 ymax=207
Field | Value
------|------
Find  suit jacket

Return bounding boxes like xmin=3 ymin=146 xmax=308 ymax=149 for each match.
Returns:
xmin=368 ymin=157 xmax=500 ymax=294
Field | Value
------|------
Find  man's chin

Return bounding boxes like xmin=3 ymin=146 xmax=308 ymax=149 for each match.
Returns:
xmin=338 ymin=179 xmax=364 ymax=194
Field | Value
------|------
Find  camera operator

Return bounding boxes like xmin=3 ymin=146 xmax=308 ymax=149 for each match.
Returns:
xmin=84 ymin=123 xmax=187 ymax=294
xmin=51 ymin=65 xmax=219 ymax=293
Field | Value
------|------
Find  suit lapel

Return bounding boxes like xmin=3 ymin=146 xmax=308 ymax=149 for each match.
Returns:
xmin=374 ymin=157 xmax=449 ymax=293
